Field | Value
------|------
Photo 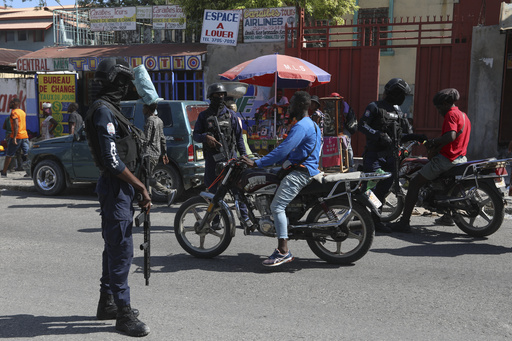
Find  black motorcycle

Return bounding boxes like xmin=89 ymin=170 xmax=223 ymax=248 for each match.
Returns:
xmin=174 ymin=157 xmax=391 ymax=265
xmin=380 ymin=155 xmax=510 ymax=237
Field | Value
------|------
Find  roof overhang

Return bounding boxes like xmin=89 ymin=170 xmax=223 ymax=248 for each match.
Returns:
xmin=16 ymin=43 xmax=208 ymax=72
xmin=0 ymin=21 xmax=52 ymax=30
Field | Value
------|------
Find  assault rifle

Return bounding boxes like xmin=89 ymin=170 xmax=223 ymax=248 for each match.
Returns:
xmin=212 ymin=115 xmax=233 ymax=162
xmin=135 ymin=155 xmax=151 ymax=286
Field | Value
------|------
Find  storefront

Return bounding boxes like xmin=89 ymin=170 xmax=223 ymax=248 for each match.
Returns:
xmin=15 ymin=43 xmax=207 ymax=135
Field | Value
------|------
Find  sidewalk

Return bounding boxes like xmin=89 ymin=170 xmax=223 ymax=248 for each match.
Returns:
xmin=0 ymin=170 xmax=35 ymax=193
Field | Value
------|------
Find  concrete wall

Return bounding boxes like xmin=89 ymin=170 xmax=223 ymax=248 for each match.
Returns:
xmin=204 ymin=42 xmax=285 ymax=91
xmin=466 ymin=25 xmax=506 ymax=159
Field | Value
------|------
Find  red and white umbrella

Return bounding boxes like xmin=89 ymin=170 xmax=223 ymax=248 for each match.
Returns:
xmin=219 ymin=53 xmax=331 ymax=89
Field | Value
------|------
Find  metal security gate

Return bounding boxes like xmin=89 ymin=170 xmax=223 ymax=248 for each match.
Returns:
xmin=286 ymin=12 xmax=473 ymax=156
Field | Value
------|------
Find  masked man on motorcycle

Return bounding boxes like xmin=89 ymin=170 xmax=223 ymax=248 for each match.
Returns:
xmin=242 ymin=91 xmax=322 ymax=266
xmin=388 ymin=88 xmax=471 ymax=232
xmin=359 ymin=78 xmax=414 ymax=233
xmin=193 ymin=83 xmax=249 ymax=226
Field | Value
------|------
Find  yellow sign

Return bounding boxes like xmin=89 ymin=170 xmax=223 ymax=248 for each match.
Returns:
xmin=37 ymin=74 xmax=77 ymax=137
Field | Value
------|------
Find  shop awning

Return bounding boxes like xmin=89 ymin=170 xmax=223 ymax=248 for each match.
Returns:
xmin=0 ymin=48 xmax=32 ymax=67
xmin=16 ymin=43 xmax=208 ymax=72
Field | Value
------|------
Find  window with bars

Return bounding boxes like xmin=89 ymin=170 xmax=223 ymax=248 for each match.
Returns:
xmin=358 ymin=7 xmax=389 ymax=47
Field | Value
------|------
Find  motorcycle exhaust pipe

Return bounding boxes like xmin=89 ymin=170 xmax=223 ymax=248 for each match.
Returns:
xmin=293 ymin=208 xmax=352 ymax=229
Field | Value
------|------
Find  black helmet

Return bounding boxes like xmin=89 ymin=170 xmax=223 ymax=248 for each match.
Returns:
xmin=310 ymin=95 xmax=321 ymax=107
xmin=207 ymin=83 xmax=227 ymax=98
xmin=95 ymin=57 xmax=134 ymax=85
xmin=384 ymin=78 xmax=410 ymax=105
xmin=384 ymin=78 xmax=411 ymax=96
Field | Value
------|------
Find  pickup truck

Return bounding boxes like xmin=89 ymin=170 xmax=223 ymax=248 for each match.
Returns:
xmin=26 ymin=99 xmax=208 ymax=201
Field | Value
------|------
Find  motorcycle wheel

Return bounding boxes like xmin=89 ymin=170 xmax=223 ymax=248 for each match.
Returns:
xmin=378 ymin=181 xmax=405 ymax=222
xmin=452 ymin=182 xmax=505 ymax=237
xmin=305 ymin=199 xmax=374 ymax=265
xmin=174 ymin=196 xmax=232 ymax=258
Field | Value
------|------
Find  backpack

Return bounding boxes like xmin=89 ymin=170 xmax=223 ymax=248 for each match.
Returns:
xmin=344 ymin=104 xmax=358 ymax=135
xmin=85 ymin=99 xmax=146 ymax=174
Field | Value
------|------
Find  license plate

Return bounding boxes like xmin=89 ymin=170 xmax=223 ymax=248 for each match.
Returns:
xmin=196 ymin=149 xmax=203 ymax=160
xmin=364 ymin=189 xmax=382 ymax=209
xmin=495 ymin=177 xmax=506 ymax=188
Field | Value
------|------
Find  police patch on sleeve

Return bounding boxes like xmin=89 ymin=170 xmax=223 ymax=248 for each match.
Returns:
xmin=364 ymin=110 xmax=371 ymax=117
xmin=106 ymin=122 xmax=115 ymax=135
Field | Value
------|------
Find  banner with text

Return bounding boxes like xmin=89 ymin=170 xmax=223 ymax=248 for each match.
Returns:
xmin=200 ymin=9 xmax=242 ymax=46
xmin=90 ymin=7 xmax=136 ymax=32
xmin=243 ymin=7 xmax=296 ymax=42
xmin=153 ymin=5 xmax=186 ymax=29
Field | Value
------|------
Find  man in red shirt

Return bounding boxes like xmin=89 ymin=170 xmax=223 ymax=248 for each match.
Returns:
xmin=1 ymin=98 xmax=29 ymax=177
xmin=389 ymin=88 xmax=471 ymax=232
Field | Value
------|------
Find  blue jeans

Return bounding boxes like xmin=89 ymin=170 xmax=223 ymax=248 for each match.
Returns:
xmin=6 ymin=138 xmax=29 ymax=157
xmin=271 ymin=170 xmax=312 ymax=239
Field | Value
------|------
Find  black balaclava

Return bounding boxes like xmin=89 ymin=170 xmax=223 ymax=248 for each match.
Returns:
xmin=97 ymin=75 xmax=130 ymax=110
xmin=209 ymin=93 xmax=226 ymax=114
xmin=385 ymin=90 xmax=406 ymax=106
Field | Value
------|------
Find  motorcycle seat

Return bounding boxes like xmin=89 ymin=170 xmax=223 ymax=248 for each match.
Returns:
xmin=313 ymin=171 xmax=362 ymax=184
xmin=442 ymin=158 xmax=497 ymax=177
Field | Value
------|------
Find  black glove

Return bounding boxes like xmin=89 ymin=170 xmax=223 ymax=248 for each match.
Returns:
xmin=401 ymin=133 xmax=428 ymax=143
xmin=424 ymin=139 xmax=436 ymax=150
xmin=379 ymin=132 xmax=392 ymax=147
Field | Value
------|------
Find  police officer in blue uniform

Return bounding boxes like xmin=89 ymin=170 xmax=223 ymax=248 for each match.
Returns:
xmin=85 ymin=58 xmax=150 ymax=337
xmin=193 ymin=83 xmax=249 ymax=227
xmin=359 ymin=78 xmax=414 ymax=233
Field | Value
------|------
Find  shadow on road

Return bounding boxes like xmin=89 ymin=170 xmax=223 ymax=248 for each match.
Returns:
xmin=132 ymin=252 xmax=351 ymax=275
xmin=0 ymin=314 xmax=114 ymax=338
xmin=372 ymin=227 xmax=512 ymax=257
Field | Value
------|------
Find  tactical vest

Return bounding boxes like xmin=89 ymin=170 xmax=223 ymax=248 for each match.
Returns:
xmin=373 ymin=105 xmax=402 ymax=140
xmin=85 ymin=99 xmax=146 ymax=174
xmin=205 ymin=107 xmax=234 ymax=154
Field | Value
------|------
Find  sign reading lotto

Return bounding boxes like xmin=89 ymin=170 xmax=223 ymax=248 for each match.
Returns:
xmin=90 ymin=7 xmax=136 ymax=32
xmin=37 ymin=74 xmax=77 ymax=136
xmin=153 ymin=5 xmax=186 ymax=29
xmin=243 ymin=7 xmax=296 ymax=42
xmin=200 ymin=9 xmax=242 ymax=46
xmin=17 ymin=55 xmax=203 ymax=72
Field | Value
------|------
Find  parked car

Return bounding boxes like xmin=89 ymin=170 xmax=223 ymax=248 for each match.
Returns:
xmin=26 ymin=99 xmax=208 ymax=201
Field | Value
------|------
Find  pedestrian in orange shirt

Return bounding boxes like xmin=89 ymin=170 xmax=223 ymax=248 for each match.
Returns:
xmin=1 ymin=98 xmax=29 ymax=177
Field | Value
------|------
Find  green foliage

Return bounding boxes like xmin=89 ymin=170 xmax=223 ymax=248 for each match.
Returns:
xmin=3 ymin=0 xmax=357 ymax=25
xmin=172 ymin=0 xmax=357 ymax=24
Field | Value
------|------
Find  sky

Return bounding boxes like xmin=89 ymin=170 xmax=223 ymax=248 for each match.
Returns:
xmin=10 ymin=0 xmax=78 ymax=8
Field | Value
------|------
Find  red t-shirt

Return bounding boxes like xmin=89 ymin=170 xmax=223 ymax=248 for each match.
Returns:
xmin=440 ymin=106 xmax=471 ymax=161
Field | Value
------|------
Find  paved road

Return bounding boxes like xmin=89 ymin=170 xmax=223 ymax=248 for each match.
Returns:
xmin=1 ymin=181 xmax=512 ymax=340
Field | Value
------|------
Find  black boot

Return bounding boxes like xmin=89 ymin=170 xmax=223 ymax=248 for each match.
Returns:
xmin=96 ymin=292 xmax=140 ymax=320
xmin=116 ymin=305 xmax=150 ymax=337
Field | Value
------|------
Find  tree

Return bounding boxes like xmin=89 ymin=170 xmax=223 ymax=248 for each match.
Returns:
xmin=174 ymin=0 xmax=358 ymax=25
